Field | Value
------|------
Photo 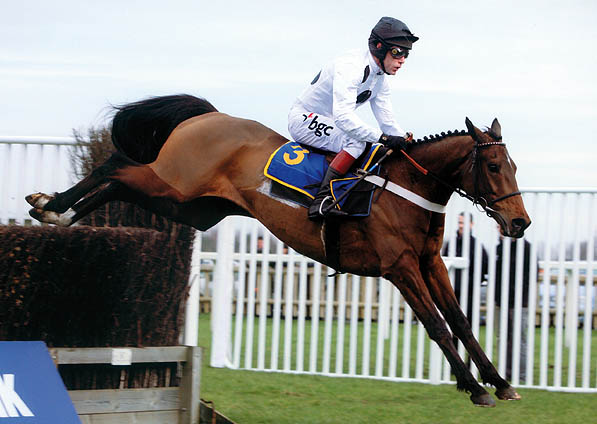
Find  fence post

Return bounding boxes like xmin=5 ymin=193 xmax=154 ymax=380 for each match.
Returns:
xmin=180 ymin=346 xmax=202 ymax=424
xmin=429 ymin=341 xmax=442 ymax=385
xmin=184 ymin=233 xmax=202 ymax=346
xmin=210 ymin=219 xmax=235 ymax=368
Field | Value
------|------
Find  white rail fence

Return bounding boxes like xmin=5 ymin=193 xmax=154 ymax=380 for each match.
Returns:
xmin=202 ymin=189 xmax=596 ymax=393
xmin=2 ymin=137 xmax=596 ymax=393
xmin=0 ymin=136 xmax=76 ymax=225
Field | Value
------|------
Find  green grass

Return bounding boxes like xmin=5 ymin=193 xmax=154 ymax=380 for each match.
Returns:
xmin=222 ymin=310 xmax=597 ymax=386
xmin=198 ymin=314 xmax=597 ymax=423
xmin=230 ymin=310 xmax=433 ymax=378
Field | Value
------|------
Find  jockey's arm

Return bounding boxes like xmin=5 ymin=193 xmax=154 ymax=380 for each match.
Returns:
xmin=332 ymin=66 xmax=383 ymax=143
xmin=370 ymin=79 xmax=407 ymax=138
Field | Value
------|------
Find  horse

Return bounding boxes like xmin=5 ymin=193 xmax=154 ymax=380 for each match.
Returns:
xmin=26 ymin=94 xmax=530 ymax=407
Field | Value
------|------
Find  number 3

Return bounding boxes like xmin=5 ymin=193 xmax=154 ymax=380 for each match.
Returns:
xmin=283 ymin=144 xmax=310 ymax=165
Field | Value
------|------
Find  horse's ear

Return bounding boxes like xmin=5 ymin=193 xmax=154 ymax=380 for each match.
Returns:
xmin=465 ymin=117 xmax=483 ymax=142
xmin=490 ymin=118 xmax=502 ymax=139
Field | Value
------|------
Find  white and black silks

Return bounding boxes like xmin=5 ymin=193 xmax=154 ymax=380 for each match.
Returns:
xmin=288 ymin=49 xmax=406 ymax=159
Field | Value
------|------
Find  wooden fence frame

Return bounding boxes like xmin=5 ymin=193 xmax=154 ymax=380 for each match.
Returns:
xmin=49 ymin=346 xmax=201 ymax=424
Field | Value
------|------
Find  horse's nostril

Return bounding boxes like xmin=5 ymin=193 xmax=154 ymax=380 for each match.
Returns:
xmin=512 ymin=218 xmax=530 ymax=231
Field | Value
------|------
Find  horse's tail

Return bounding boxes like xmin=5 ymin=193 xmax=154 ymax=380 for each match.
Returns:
xmin=111 ymin=94 xmax=218 ymax=163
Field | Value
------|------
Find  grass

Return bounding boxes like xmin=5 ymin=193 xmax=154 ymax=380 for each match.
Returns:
xmin=225 ymin=310 xmax=597 ymax=386
xmin=197 ymin=314 xmax=597 ymax=423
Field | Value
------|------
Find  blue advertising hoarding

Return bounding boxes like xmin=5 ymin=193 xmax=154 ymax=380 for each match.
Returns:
xmin=0 ymin=341 xmax=80 ymax=423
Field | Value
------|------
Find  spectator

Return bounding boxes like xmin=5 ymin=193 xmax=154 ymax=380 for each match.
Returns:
xmin=442 ymin=212 xmax=489 ymax=322
xmin=494 ymin=234 xmax=536 ymax=381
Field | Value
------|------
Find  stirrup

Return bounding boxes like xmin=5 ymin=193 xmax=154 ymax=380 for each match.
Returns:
xmin=319 ymin=196 xmax=348 ymax=217
xmin=318 ymin=195 xmax=333 ymax=215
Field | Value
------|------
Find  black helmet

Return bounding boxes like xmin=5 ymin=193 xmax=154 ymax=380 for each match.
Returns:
xmin=369 ymin=17 xmax=418 ymax=62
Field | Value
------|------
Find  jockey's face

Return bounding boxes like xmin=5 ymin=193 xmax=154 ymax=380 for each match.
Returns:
xmin=383 ymin=49 xmax=406 ymax=75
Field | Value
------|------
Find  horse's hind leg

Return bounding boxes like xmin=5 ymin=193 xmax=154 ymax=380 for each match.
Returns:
xmin=421 ymin=257 xmax=520 ymax=401
xmin=30 ymin=174 xmax=249 ymax=230
xmin=30 ymin=179 xmax=183 ymax=227
xmin=29 ymin=181 xmax=126 ymax=226
xmin=29 ymin=149 xmax=252 ymax=229
xmin=26 ymin=151 xmax=135 ymax=213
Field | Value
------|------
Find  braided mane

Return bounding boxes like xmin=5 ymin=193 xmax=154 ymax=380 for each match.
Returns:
xmin=411 ymin=129 xmax=468 ymax=146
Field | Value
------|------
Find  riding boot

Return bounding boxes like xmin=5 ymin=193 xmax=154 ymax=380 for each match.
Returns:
xmin=308 ymin=150 xmax=357 ymax=220
xmin=308 ymin=166 xmax=348 ymax=220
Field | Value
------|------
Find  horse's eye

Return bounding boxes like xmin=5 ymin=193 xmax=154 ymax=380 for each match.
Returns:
xmin=488 ymin=164 xmax=500 ymax=173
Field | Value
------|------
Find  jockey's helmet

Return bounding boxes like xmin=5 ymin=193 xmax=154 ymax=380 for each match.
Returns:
xmin=369 ymin=17 xmax=418 ymax=63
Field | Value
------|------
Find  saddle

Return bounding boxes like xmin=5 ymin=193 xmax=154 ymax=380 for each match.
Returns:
xmin=264 ymin=142 xmax=388 ymax=217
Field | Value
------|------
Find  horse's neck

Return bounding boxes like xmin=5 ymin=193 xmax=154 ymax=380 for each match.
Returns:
xmin=412 ymin=135 xmax=473 ymax=180
xmin=391 ymin=135 xmax=474 ymax=203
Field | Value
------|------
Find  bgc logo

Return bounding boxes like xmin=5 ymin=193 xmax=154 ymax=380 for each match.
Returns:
xmin=302 ymin=113 xmax=333 ymax=137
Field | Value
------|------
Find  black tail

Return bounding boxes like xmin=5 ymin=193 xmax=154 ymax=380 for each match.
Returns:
xmin=111 ymin=94 xmax=218 ymax=163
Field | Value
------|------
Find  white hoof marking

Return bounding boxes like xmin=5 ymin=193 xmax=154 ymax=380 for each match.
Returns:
xmin=31 ymin=193 xmax=53 ymax=209
xmin=40 ymin=208 xmax=75 ymax=226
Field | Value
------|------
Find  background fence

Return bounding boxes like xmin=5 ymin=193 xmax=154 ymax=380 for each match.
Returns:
xmin=2 ymin=137 xmax=596 ymax=393
xmin=0 ymin=136 xmax=75 ymax=225
xmin=198 ymin=191 xmax=596 ymax=392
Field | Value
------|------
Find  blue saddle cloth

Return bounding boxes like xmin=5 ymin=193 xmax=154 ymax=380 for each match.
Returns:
xmin=263 ymin=142 xmax=383 ymax=217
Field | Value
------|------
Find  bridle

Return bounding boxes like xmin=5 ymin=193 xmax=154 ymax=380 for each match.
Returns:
xmin=469 ymin=140 xmax=521 ymax=215
xmin=400 ymin=138 xmax=521 ymax=218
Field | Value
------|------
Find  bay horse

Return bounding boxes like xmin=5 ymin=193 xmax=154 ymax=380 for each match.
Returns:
xmin=26 ymin=94 xmax=530 ymax=407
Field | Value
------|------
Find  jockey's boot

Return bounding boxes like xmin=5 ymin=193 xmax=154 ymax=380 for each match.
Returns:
xmin=308 ymin=166 xmax=347 ymax=220
xmin=308 ymin=150 xmax=356 ymax=221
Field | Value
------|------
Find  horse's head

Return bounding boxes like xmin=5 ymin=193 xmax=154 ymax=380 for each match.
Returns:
xmin=462 ymin=118 xmax=531 ymax=238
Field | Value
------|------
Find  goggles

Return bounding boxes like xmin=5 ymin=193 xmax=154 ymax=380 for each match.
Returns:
xmin=388 ymin=45 xmax=409 ymax=59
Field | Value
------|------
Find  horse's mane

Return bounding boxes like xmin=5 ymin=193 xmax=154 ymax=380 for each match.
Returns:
xmin=410 ymin=127 xmax=501 ymax=147
xmin=411 ymin=129 xmax=468 ymax=146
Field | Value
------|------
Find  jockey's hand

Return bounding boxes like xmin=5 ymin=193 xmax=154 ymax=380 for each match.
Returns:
xmin=379 ymin=134 xmax=408 ymax=151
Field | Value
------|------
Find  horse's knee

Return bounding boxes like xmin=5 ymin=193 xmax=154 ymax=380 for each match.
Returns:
xmin=428 ymin=325 xmax=452 ymax=344
xmin=445 ymin=311 xmax=474 ymax=340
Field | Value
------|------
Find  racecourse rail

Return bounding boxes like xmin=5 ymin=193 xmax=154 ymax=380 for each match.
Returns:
xmin=2 ymin=136 xmax=596 ymax=393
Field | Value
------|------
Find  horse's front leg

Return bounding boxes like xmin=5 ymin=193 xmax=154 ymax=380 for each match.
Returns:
xmin=420 ymin=254 xmax=521 ymax=401
xmin=385 ymin=258 xmax=496 ymax=407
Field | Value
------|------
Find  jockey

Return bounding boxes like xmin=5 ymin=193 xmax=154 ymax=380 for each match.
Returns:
xmin=288 ymin=16 xmax=418 ymax=220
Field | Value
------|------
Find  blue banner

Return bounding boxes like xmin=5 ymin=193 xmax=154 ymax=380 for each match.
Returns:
xmin=0 ymin=341 xmax=80 ymax=423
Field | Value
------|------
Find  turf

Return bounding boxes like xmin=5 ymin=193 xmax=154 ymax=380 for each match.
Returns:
xmin=197 ymin=314 xmax=597 ymax=423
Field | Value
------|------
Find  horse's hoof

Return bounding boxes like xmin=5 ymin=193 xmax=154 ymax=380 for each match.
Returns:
xmin=29 ymin=207 xmax=74 ymax=226
xmin=26 ymin=192 xmax=52 ymax=209
xmin=470 ymin=393 xmax=496 ymax=407
xmin=28 ymin=207 xmax=44 ymax=221
xmin=25 ymin=193 xmax=41 ymax=207
xmin=496 ymin=386 xmax=521 ymax=401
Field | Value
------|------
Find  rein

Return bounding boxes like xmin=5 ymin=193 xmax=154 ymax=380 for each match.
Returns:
xmin=322 ymin=138 xmax=521 ymax=218
xmin=399 ymin=141 xmax=521 ymax=217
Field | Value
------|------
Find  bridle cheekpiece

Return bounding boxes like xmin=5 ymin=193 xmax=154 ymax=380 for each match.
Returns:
xmin=469 ymin=138 xmax=521 ymax=218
